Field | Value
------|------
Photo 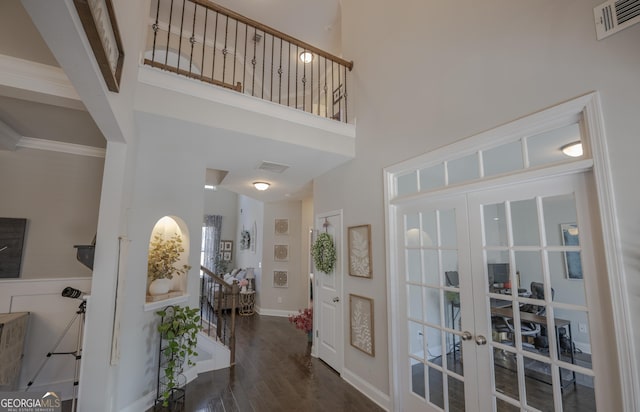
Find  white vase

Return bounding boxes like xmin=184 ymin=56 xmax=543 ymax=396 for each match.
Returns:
xmin=149 ymin=278 xmax=172 ymax=295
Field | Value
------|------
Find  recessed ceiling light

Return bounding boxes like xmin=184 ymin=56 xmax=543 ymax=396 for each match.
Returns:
xmin=253 ymin=181 xmax=270 ymax=191
xmin=299 ymin=51 xmax=313 ymax=63
xmin=561 ymin=141 xmax=583 ymax=157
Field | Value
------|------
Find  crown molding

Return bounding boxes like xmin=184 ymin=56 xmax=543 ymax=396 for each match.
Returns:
xmin=17 ymin=136 xmax=105 ymax=158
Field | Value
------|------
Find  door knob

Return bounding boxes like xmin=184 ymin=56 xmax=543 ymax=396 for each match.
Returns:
xmin=332 ymin=297 xmax=340 ymax=303
xmin=461 ymin=331 xmax=473 ymax=341
xmin=475 ymin=335 xmax=487 ymax=345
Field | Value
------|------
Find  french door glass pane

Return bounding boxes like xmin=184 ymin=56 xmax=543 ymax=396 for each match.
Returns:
xmin=397 ymin=172 xmax=418 ymax=197
xmin=549 ymin=251 xmax=587 ymax=306
xmin=425 ymin=287 xmax=442 ymax=327
xmin=428 ymin=366 xmax=445 ymax=409
xmin=493 ymin=348 xmax=520 ymax=402
xmin=422 ymin=210 xmax=438 ymax=246
xmin=405 ymin=213 xmax=421 ymax=247
xmin=496 ymin=398 xmax=520 ymax=412
xmin=448 ymin=375 xmax=465 ymax=411
xmin=542 ymin=193 xmax=578 ymax=247
xmin=511 ymin=198 xmax=540 ymax=246
xmin=514 ymin=251 xmax=543 ymax=293
xmin=407 ymin=249 xmax=422 ymax=283
xmin=410 ymin=358 xmax=426 ymax=398
xmin=484 ymin=203 xmax=508 ymax=246
xmin=440 ymin=209 xmax=457 ymax=247
xmin=409 ymin=321 xmax=424 ymax=358
xmin=424 ymin=250 xmax=440 ymax=286
xmin=408 ymin=285 xmax=423 ymax=321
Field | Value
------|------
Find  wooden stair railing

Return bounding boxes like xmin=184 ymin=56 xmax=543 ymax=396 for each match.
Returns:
xmin=146 ymin=0 xmax=354 ymax=122
xmin=200 ymin=265 xmax=238 ymax=365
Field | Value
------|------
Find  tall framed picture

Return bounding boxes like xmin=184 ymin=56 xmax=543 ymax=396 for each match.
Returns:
xmin=348 ymin=224 xmax=372 ymax=278
xmin=561 ymin=223 xmax=582 ymax=279
xmin=0 ymin=218 xmax=27 ymax=278
xmin=349 ymin=294 xmax=374 ymax=356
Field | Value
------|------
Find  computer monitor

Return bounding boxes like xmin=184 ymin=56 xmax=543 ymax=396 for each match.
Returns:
xmin=487 ymin=263 xmax=510 ymax=286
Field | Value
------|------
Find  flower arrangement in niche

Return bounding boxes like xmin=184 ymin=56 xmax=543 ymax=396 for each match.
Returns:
xmin=312 ymin=232 xmax=336 ymax=274
xmin=148 ymin=233 xmax=191 ymax=281
xmin=289 ymin=307 xmax=313 ymax=333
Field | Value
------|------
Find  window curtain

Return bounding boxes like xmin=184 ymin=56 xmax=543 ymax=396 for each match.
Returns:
xmin=203 ymin=215 xmax=223 ymax=273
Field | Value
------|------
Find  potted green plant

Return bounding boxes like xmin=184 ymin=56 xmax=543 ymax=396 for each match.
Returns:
xmin=148 ymin=233 xmax=191 ymax=295
xmin=156 ymin=305 xmax=200 ymax=407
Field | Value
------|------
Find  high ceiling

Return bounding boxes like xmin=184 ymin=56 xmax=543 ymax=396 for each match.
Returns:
xmin=0 ymin=0 xmax=345 ymax=201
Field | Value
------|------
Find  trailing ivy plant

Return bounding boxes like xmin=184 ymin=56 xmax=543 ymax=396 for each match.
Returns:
xmin=312 ymin=232 xmax=336 ymax=274
xmin=156 ymin=305 xmax=200 ymax=406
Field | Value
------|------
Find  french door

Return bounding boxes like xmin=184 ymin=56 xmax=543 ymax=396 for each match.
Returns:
xmin=396 ymin=173 xmax=605 ymax=411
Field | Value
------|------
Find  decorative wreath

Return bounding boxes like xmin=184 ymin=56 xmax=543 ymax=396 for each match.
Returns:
xmin=312 ymin=232 xmax=336 ymax=274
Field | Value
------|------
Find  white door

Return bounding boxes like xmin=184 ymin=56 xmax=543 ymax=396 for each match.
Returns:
xmin=396 ymin=195 xmax=478 ymax=412
xmin=314 ymin=211 xmax=343 ymax=373
xmin=396 ymin=173 xmax=611 ymax=411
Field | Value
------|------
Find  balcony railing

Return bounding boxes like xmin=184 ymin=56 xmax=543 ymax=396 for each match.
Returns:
xmin=145 ymin=0 xmax=353 ymax=122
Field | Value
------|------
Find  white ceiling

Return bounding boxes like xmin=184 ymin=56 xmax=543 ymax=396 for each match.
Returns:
xmin=0 ymin=0 xmax=345 ymax=202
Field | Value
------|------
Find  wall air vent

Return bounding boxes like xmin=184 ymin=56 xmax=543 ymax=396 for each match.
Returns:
xmin=257 ymin=161 xmax=289 ymax=174
xmin=594 ymin=0 xmax=640 ymax=39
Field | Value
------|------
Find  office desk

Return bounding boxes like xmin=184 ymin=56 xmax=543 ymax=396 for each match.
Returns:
xmin=490 ymin=306 xmax=576 ymax=390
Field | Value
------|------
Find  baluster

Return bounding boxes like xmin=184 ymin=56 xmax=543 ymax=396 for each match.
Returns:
xmin=151 ymin=0 xmax=160 ymax=62
xmin=262 ymin=30 xmax=266 ymax=99
xmin=251 ymin=27 xmax=257 ymax=97
xmin=165 ymin=0 xmax=174 ymax=66
xmin=211 ymin=12 xmax=218 ymax=81
xmin=270 ymin=34 xmax=274 ymax=101
xmin=287 ymin=42 xmax=291 ymax=107
xmin=200 ymin=8 xmax=208 ymax=76
xmin=278 ymin=38 xmax=283 ymax=105
xmin=317 ymin=54 xmax=321 ymax=115
xmin=177 ymin=0 xmax=186 ymax=72
xmin=324 ymin=57 xmax=328 ymax=118
xmin=243 ymin=24 xmax=248 ymax=95
xmin=189 ymin=1 xmax=197 ymax=75
xmin=337 ymin=63 xmax=342 ymax=121
xmin=232 ymin=19 xmax=238 ymax=85
xmin=222 ymin=15 xmax=229 ymax=84
xmin=331 ymin=60 xmax=336 ymax=119
xmin=295 ymin=45 xmax=299 ymax=109
xmin=343 ymin=65 xmax=348 ymax=123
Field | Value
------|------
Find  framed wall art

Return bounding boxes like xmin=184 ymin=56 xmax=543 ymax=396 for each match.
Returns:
xmin=561 ymin=223 xmax=582 ymax=279
xmin=0 ymin=218 xmax=27 ymax=278
xmin=274 ymin=244 xmax=288 ymax=262
xmin=73 ymin=0 xmax=124 ymax=92
xmin=275 ymin=219 xmax=289 ymax=235
xmin=348 ymin=224 xmax=372 ymax=278
xmin=349 ymin=294 xmax=374 ymax=356
xmin=273 ymin=271 xmax=288 ymax=288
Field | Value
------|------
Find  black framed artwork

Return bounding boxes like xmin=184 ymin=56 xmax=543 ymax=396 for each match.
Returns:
xmin=0 ymin=218 xmax=27 ymax=278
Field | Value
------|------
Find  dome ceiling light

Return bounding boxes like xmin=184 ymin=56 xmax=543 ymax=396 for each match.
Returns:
xmin=253 ymin=182 xmax=270 ymax=191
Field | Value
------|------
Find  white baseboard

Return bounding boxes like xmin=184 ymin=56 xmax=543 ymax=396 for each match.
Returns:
xmin=341 ymin=367 xmax=391 ymax=411
xmin=256 ymin=307 xmax=295 ymax=318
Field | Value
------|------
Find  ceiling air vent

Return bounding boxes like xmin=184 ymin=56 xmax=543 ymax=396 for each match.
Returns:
xmin=594 ymin=0 xmax=640 ymax=40
xmin=257 ymin=161 xmax=289 ymax=174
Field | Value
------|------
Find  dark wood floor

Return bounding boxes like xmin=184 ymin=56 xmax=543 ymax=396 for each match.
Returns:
xmin=151 ymin=314 xmax=384 ymax=412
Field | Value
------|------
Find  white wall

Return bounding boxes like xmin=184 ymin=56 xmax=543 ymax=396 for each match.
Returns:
xmin=260 ymin=200 xmax=308 ymax=314
xmin=0 ymin=148 xmax=103 ymax=278
xmin=314 ymin=0 xmax=640 ymax=402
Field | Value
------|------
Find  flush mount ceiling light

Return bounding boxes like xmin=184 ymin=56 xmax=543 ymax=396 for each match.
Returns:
xmin=299 ymin=51 xmax=313 ymax=63
xmin=253 ymin=181 xmax=270 ymax=191
xmin=561 ymin=141 xmax=583 ymax=157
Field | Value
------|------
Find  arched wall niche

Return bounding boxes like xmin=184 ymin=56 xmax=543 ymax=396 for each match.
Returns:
xmin=145 ymin=215 xmax=191 ymax=303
